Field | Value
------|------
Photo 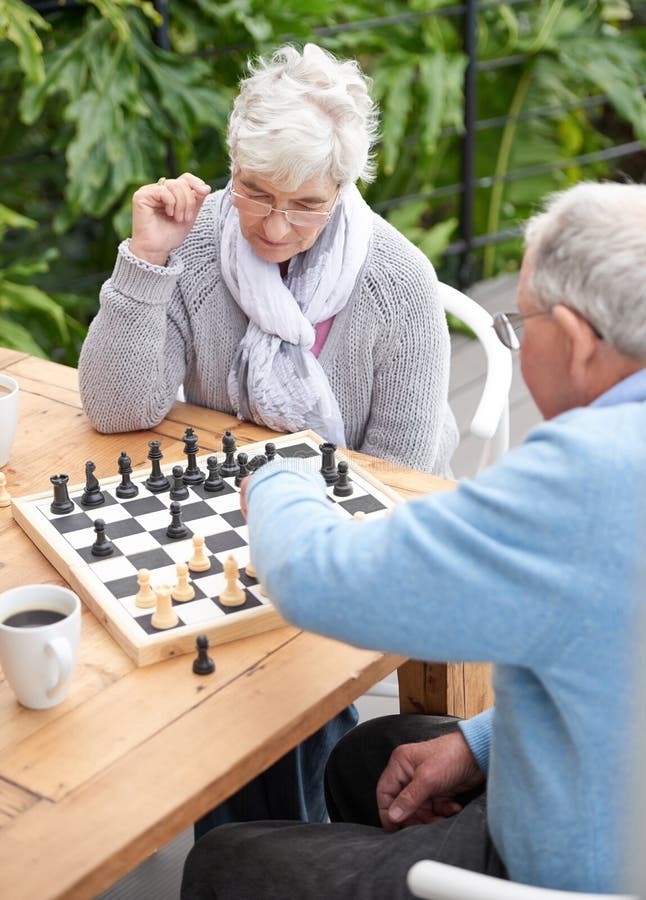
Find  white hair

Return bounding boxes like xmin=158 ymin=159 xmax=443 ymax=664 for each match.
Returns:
xmin=525 ymin=181 xmax=646 ymax=360
xmin=227 ymin=43 xmax=379 ymax=190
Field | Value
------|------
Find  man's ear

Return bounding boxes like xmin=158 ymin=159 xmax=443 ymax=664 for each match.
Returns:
xmin=552 ymin=304 xmax=598 ymax=379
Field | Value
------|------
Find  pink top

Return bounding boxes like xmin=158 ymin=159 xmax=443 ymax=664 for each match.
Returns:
xmin=311 ymin=316 xmax=335 ymax=358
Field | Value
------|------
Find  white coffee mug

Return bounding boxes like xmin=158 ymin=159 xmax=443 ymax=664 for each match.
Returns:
xmin=0 ymin=373 xmax=19 ymax=467
xmin=0 ymin=584 xmax=81 ymax=709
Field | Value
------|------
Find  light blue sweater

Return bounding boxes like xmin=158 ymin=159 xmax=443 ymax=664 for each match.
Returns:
xmin=246 ymin=371 xmax=646 ymax=892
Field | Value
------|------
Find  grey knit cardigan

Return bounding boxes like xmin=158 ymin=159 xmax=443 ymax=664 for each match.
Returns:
xmin=79 ymin=190 xmax=458 ymax=476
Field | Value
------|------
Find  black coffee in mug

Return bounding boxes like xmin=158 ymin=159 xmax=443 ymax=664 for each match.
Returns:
xmin=2 ymin=609 xmax=67 ymax=628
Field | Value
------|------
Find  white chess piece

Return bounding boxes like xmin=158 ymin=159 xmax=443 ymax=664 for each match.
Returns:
xmin=219 ymin=554 xmax=245 ymax=607
xmin=151 ymin=585 xmax=179 ymax=629
xmin=172 ymin=562 xmax=195 ymax=602
xmin=352 ymin=510 xmax=366 ymax=522
xmin=188 ymin=534 xmax=210 ymax=572
xmin=0 ymin=472 xmax=10 ymax=508
xmin=135 ymin=568 xmax=156 ymax=609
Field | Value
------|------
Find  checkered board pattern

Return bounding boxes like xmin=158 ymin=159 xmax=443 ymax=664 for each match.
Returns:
xmin=11 ymin=430 xmax=400 ymax=666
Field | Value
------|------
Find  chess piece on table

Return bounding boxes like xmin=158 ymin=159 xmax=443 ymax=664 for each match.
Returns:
xmin=81 ymin=460 xmax=105 ymax=507
xmin=220 ymin=431 xmax=239 ymax=478
xmin=247 ymin=453 xmax=268 ymax=473
xmin=188 ymin=534 xmax=210 ymax=572
xmin=115 ymin=451 xmax=139 ymax=499
xmin=182 ymin=428 xmax=205 ymax=485
xmin=166 ymin=501 xmax=188 ymax=539
xmin=219 ymin=554 xmax=245 ymax=607
xmin=50 ymin=473 xmax=74 ymax=515
xmin=151 ymin=585 xmax=179 ymax=630
xmin=204 ymin=456 xmax=224 ymax=492
xmin=172 ymin=562 xmax=195 ymax=602
xmin=0 ymin=471 xmax=10 ymax=508
xmin=234 ymin=452 xmax=250 ymax=488
xmin=265 ymin=442 xmax=276 ymax=462
xmin=192 ymin=634 xmax=215 ymax=675
xmin=352 ymin=510 xmax=366 ymax=522
xmin=245 ymin=557 xmax=256 ymax=579
xmin=91 ymin=518 xmax=114 ymax=557
xmin=170 ymin=465 xmax=189 ymax=501
xmin=135 ymin=568 xmax=157 ymax=609
xmin=319 ymin=442 xmax=338 ymax=485
xmin=144 ymin=440 xmax=170 ymax=493
xmin=333 ymin=460 xmax=353 ymax=497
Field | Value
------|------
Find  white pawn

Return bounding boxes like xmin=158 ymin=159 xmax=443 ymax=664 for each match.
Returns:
xmin=172 ymin=562 xmax=195 ymax=602
xmin=245 ymin=557 xmax=256 ymax=579
xmin=189 ymin=534 xmax=210 ymax=572
xmin=135 ymin=568 xmax=156 ymax=609
xmin=219 ymin=554 xmax=245 ymax=607
xmin=151 ymin=584 xmax=179 ymax=630
xmin=352 ymin=510 xmax=366 ymax=522
xmin=0 ymin=472 xmax=10 ymax=508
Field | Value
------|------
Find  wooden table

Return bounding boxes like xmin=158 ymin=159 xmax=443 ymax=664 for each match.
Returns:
xmin=0 ymin=350 xmax=493 ymax=899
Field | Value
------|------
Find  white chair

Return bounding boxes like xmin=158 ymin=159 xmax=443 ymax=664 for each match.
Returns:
xmin=407 ymin=860 xmax=636 ymax=900
xmin=437 ymin=281 xmax=513 ymax=473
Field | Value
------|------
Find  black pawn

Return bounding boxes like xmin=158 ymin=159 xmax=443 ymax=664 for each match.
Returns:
xmin=192 ymin=634 xmax=215 ymax=675
xmin=220 ymin=431 xmax=239 ymax=478
xmin=81 ymin=460 xmax=105 ymax=507
xmin=333 ymin=460 xmax=353 ymax=497
xmin=166 ymin=501 xmax=188 ymax=539
xmin=248 ymin=453 xmax=268 ymax=473
xmin=145 ymin=440 xmax=170 ymax=493
xmin=115 ymin=451 xmax=139 ymax=499
xmin=204 ymin=456 xmax=224 ymax=492
xmin=170 ymin=465 xmax=189 ymax=501
xmin=319 ymin=442 xmax=338 ymax=485
xmin=91 ymin=518 xmax=114 ymax=557
xmin=235 ymin=452 xmax=250 ymax=488
xmin=50 ymin=474 xmax=74 ymax=515
xmin=182 ymin=428 xmax=205 ymax=485
xmin=265 ymin=442 xmax=276 ymax=462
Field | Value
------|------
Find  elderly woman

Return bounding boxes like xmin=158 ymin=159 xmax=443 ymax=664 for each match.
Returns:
xmin=78 ymin=43 xmax=457 ymax=831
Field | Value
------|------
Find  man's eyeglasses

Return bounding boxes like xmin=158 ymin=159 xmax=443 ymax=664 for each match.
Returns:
xmin=492 ymin=310 xmax=603 ymax=351
xmin=229 ymin=185 xmax=340 ymax=229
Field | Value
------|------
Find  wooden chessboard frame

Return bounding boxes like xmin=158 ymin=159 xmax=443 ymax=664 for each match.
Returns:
xmin=11 ymin=430 xmax=403 ymax=666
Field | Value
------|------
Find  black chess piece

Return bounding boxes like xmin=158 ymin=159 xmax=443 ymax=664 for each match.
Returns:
xmin=204 ymin=456 xmax=224 ymax=492
xmin=265 ymin=442 xmax=276 ymax=462
xmin=91 ymin=518 xmax=114 ymax=557
xmin=182 ymin=427 xmax=205 ymax=485
xmin=192 ymin=634 xmax=215 ymax=675
xmin=166 ymin=501 xmax=188 ymax=539
xmin=234 ymin=452 xmax=250 ymax=487
xmin=81 ymin=460 xmax=105 ymax=507
xmin=319 ymin=442 xmax=338 ymax=485
xmin=144 ymin=440 xmax=170 ymax=493
xmin=333 ymin=460 xmax=353 ymax=497
xmin=248 ymin=453 xmax=268 ymax=473
xmin=50 ymin=473 xmax=74 ymax=515
xmin=115 ymin=451 xmax=139 ymax=499
xmin=169 ymin=465 xmax=190 ymax=501
xmin=220 ymin=431 xmax=239 ymax=478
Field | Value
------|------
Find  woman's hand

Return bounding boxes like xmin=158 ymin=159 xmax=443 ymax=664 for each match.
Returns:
xmin=130 ymin=172 xmax=212 ymax=266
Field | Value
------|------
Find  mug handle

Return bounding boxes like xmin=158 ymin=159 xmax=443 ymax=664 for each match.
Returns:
xmin=44 ymin=637 xmax=73 ymax=698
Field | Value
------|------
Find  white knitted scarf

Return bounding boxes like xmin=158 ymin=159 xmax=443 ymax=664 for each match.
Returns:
xmin=220 ymin=183 xmax=373 ymax=446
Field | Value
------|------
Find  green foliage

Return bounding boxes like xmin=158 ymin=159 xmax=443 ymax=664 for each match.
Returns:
xmin=1 ymin=0 xmax=645 ymax=363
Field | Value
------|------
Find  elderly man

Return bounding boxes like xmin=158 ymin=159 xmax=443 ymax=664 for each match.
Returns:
xmin=181 ymin=181 xmax=646 ymax=898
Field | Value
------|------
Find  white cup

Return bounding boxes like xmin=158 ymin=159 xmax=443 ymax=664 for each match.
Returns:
xmin=0 ymin=584 xmax=81 ymax=709
xmin=0 ymin=373 xmax=19 ymax=467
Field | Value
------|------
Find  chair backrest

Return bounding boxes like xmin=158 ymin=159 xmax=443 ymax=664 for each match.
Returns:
xmin=437 ymin=282 xmax=513 ymax=473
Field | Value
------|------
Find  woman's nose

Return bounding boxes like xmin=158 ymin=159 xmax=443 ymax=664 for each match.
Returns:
xmin=261 ymin=209 xmax=292 ymax=240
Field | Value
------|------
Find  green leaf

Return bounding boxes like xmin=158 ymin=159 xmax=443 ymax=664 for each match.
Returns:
xmin=0 ymin=280 xmax=70 ymax=342
xmin=0 ymin=0 xmax=49 ymax=85
xmin=0 ymin=316 xmax=48 ymax=357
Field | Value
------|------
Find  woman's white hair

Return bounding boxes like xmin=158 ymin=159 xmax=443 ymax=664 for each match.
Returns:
xmin=227 ymin=43 xmax=379 ymax=190
xmin=525 ymin=181 xmax=646 ymax=360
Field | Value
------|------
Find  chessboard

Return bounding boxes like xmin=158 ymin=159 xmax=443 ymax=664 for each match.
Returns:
xmin=11 ymin=429 xmax=401 ymax=666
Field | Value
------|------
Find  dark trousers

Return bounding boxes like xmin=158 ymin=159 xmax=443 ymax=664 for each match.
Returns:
xmin=181 ymin=715 xmax=506 ymax=899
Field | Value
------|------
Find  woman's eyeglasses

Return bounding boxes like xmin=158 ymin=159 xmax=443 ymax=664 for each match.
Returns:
xmin=229 ymin=185 xmax=339 ymax=229
xmin=492 ymin=310 xmax=603 ymax=351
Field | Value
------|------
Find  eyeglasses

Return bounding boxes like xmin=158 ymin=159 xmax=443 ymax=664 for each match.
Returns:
xmin=492 ymin=311 xmax=549 ymax=350
xmin=229 ymin=185 xmax=340 ymax=229
xmin=493 ymin=310 xmax=604 ymax=351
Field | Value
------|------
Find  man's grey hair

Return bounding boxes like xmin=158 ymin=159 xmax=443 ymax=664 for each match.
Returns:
xmin=227 ymin=43 xmax=379 ymax=190
xmin=525 ymin=181 xmax=646 ymax=360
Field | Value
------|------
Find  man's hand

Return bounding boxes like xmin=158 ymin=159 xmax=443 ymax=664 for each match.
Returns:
xmin=377 ymin=730 xmax=484 ymax=831
xmin=239 ymin=476 xmax=251 ymax=519
xmin=130 ymin=172 xmax=211 ymax=266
